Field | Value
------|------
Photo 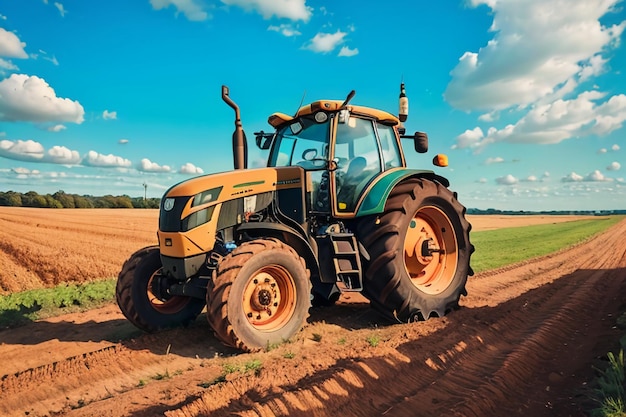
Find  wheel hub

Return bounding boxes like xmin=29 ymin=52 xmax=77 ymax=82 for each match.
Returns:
xmin=242 ymin=269 xmax=295 ymax=328
xmin=251 ymin=284 xmax=274 ymax=310
xmin=403 ymin=206 xmax=458 ymax=295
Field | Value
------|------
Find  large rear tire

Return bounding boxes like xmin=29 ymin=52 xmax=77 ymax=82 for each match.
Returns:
xmin=357 ymin=178 xmax=474 ymax=322
xmin=116 ymin=246 xmax=206 ymax=332
xmin=207 ymin=238 xmax=311 ymax=351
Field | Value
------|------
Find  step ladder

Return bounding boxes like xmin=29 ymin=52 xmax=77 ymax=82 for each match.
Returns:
xmin=328 ymin=232 xmax=363 ymax=291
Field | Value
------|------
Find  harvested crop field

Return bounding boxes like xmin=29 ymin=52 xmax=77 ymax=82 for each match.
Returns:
xmin=0 ymin=207 xmax=157 ymax=294
xmin=0 ymin=207 xmax=599 ymax=294
xmin=0 ymin=207 xmax=624 ymax=417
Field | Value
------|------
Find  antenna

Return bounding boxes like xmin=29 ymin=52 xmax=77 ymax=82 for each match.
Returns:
xmin=294 ymin=90 xmax=307 ymax=117
xmin=340 ymin=90 xmax=356 ymax=109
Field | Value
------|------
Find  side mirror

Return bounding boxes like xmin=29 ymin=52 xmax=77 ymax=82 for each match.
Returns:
xmin=414 ymin=131 xmax=428 ymax=153
xmin=401 ymin=131 xmax=428 ymax=153
xmin=254 ymin=131 xmax=273 ymax=150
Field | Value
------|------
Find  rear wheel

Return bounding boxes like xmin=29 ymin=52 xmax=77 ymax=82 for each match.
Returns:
xmin=116 ymin=246 xmax=206 ymax=332
xmin=357 ymin=178 xmax=474 ymax=321
xmin=207 ymin=238 xmax=311 ymax=351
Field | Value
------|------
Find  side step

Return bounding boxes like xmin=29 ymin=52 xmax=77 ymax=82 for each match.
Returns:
xmin=328 ymin=232 xmax=363 ymax=291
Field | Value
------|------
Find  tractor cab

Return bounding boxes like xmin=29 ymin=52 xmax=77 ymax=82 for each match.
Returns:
xmin=261 ymin=97 xmax=414 ymax=218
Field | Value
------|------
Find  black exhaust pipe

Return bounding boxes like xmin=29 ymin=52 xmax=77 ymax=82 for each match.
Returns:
xmin=221 ymin=85 xmax=247 ymax=170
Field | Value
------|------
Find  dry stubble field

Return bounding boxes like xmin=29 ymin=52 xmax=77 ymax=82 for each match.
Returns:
xmin=0 ymin=206 xmax=599 ymax=294
xmin=0 ymin=207 xmax=624 ymax=417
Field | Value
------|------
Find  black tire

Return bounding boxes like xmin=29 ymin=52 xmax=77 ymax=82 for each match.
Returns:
xmin=207 ymin=238 xmax=311 ymax=351
xmin=116 ymin=246 xmax=206 ymax=332
xmin=357 ymin=178 xmax=474 ymax=322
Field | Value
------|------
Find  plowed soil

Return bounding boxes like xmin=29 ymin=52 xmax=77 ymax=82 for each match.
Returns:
xmin=0 ymin=209 xmax=624 ymax=417
xmin=0 ymin=207 xmax=156 ymax=293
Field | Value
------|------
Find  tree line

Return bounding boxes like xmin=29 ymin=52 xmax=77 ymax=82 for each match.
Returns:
xmin=0 ymin=190 xmax=161 ymax=209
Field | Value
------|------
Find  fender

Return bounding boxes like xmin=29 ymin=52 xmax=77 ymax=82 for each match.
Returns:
xmin=236 ymin=221 xmax=321 ymax=282
xmin=356 ymin=169 xmax=451 ymax=217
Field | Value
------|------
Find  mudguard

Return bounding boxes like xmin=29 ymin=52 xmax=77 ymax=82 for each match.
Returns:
xmin=356 ymin=169 xmax=451 ymax=217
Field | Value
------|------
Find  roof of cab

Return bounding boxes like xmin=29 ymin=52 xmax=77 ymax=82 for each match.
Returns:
xmin=268 ymin=100 xmax=399 ymax=128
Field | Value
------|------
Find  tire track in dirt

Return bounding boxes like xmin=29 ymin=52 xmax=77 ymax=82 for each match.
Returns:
xmin=0 ymin=218 xmax=624 ymax=417
xmin=162 ymin=219 xmax=626 ymax=417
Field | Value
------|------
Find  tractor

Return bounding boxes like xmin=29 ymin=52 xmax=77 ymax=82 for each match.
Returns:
xmin=116 ymin=85 xmax=474 ymax=351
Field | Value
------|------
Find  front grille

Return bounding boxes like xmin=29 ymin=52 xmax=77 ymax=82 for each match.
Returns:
xmin=159 ymin=197 xmax=189 ymax=232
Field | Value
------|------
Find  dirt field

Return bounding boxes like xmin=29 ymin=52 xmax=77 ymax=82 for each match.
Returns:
xmin=0 ymin=207 xmax=157 ymax=294
xmin=0 ymin=208 xmax=624 ymax=417
xmin=0 ymin=206 xmax=598 ymax=294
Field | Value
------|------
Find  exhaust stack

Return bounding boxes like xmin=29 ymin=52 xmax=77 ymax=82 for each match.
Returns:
xmin=222 ymin=85 xmax=247 ymax=170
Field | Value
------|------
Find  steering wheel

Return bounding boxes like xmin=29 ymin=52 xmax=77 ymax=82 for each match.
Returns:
xmin=299 ymin=148 xmax=327 ymax=170
xmin=302 ymin=148 xmax=318 ymax=160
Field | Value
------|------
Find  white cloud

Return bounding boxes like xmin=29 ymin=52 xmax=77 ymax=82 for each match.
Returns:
xmin=562 ymin=170 xmax=613 ymax=182
xmin=0 ymin=74 xmax=84 ymax=123
xmin=0 ymin=58 xmax=19 ymax=74
xmin=454 ymin=92 xmax=626 ymax=151
xmin=268 ymin=24 xmax=301 ymax=37
xmin=445 ymin=0 xmax=625 ymax=112
xmin=118 ymin=139 xmax=129 ymax=144
xmin=0 ymin=139 xmax=44 ymax=161
xmin=612 ymin=144 xmax=620 ymax=151
xmin=496 ymin=174 xmax=518 ymax=185
xmin=478 ymin=111 xmax=499 ymax=122
xmin=484 ymin=156 xmax=504 ymax=164
xmin=83 ymin=150 xmax=132 ymax=168
xmin=0 ymin=139 xmax=81 ymax=165
xmin=562 ymin=172 xmax=584 ymax=182
xmin=11 ymin=167 xmax=40 ymax=176
xmin=150 ymin=0 xmax=210 ymax=21
xmin=180 ymin=162 xmax=204 ymax=174
xmin=103 ymin=110 xmax=117 ymax=120
xmin=452 ymin=126 xmax=484 ymax=150
xmin=222 ymin=0 xmax=312 ymax=21
xmin=54 ymin=2 xmax=67 ymax=17
xmin=304 ymin=30 xmax=346 ymax=53
xmin=138 ymin=158 xmax=172 ymax=173
xmin=598 ymin=147 xmax=607 ymax=154
xmin=0 ymin=28 xmax=28 ymax=58
xmin=47 ymin=145 xmax=80 ymax=164
xmin=607 ymin=161 xmax=621 ymax=171
xmin=46 ymin=124 xmax=66 ymax=132
xmin=585 ymin=169 xmax=612 ymax=182
xmin=338 ymin=46 xmax=358 ymax=57
xmin=43 ymin=54 xmax=59 ymax=66
xmin=524 ymin=175 xmax=538 ymax=182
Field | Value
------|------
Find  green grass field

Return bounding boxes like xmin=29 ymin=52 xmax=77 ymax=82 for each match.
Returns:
xmin=469 ymin=216 xmax=624 ymax=274
xmin=0 ymin=216 xmax=623 ymax=329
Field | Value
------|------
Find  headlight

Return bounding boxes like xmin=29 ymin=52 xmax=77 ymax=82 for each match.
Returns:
xmin=182 ymin=206 xmax=216 ymax=231
xmin=163 ymin=198 xmax=175 ymax=211
xmin=192 ymin=187 xmax=222 ymax=207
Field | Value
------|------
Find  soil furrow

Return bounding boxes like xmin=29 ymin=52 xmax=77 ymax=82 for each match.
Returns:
xmin=0 ymin=213 xmax=623 ymax=417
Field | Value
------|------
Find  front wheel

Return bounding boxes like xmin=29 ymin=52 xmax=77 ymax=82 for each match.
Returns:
xmin=357 ymin=178 xmax=474 ymax=322
xmin=116 ymin=246 xmax=206 ymax=332
xmin=207 ymin=238 xmax=311 ymax=351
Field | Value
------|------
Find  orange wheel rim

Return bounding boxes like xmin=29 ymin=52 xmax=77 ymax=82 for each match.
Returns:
xmin=242 ymin=265 xmax=297 ymax=331
xmin=147 ymin=270 xmax=188 ymax=314
xmin=403 ymin=206 xmax=458 ymax=295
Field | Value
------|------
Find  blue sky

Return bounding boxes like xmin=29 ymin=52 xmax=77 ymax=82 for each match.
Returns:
xmin=0 ymin=0 xmax=625 ymax=211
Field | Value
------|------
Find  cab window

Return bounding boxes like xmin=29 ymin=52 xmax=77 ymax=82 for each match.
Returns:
xmin=269 ymin=116 xmax=330 ymax=168
xmin=377 ymin=123 xmax=402 ymax=169
xmin=335 ymin=117 xmax=382 ymax=212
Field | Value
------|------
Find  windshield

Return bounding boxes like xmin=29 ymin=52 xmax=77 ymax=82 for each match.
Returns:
xmin=268 ymin=115 xmax=331 ymax=168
